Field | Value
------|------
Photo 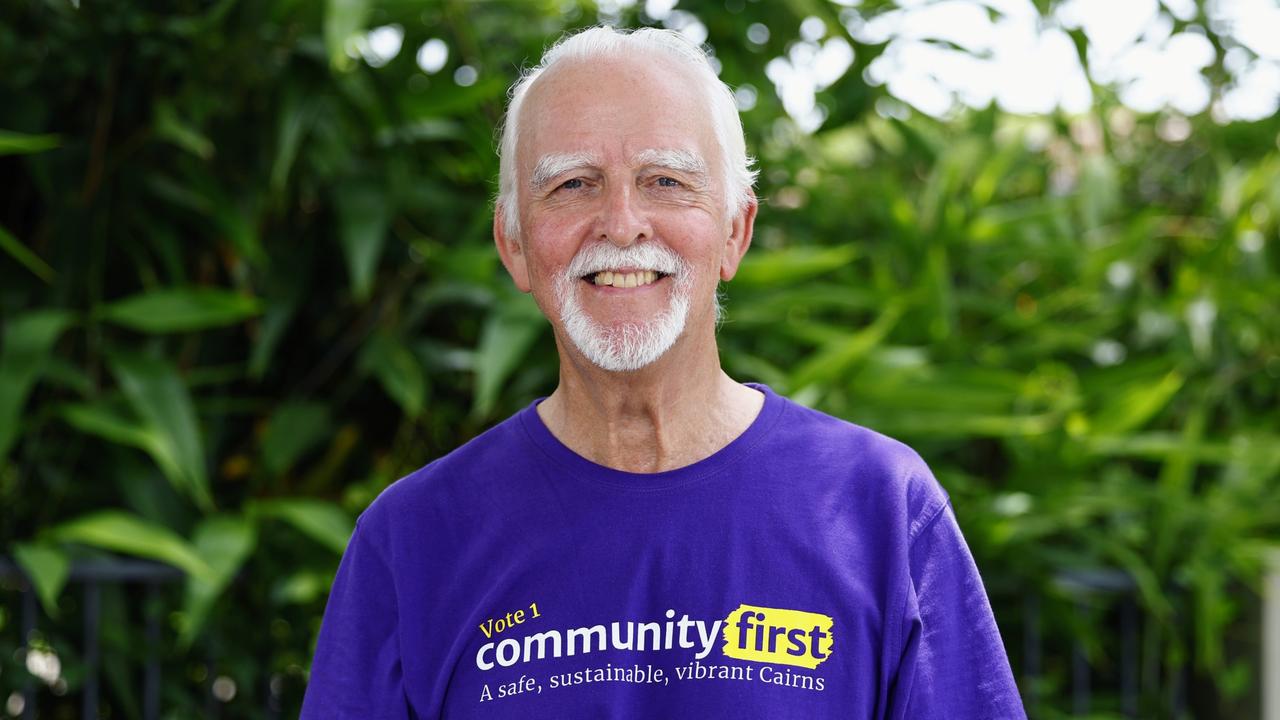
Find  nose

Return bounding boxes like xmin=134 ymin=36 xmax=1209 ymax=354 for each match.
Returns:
xmin=599 ymin=181 xmax=651 ymax=248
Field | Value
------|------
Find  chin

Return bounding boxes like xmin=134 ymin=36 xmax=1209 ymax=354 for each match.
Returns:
xmin=560 ymin=297 xmax=690 ymax=373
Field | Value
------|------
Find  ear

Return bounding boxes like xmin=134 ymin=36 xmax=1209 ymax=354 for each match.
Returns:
xmin=494 ymin=203 xmax=531 ymax=293
xmin=719 ymin=190 xmax=758 ymax=281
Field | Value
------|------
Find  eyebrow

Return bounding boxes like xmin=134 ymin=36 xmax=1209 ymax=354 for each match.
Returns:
xmin=631 ymin=148 xmax=709 ymax=178
xmin=530 ymin=152 xmax=599 ymax=192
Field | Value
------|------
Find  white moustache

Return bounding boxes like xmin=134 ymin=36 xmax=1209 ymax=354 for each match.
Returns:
xmin=563 ymin=242 xmax=690 ymax=281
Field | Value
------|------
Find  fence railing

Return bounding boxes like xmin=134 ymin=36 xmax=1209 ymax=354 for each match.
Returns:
xmin=3 ymin=555 xmax=299 ymax=719
xmin=2 ymin=557 xmax=189 ymax=720
xmin=1015 ymin=567 xmax=1184 ymax=718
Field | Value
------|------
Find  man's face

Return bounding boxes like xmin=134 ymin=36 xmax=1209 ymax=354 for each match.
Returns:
xmin=497 ymin=56 xmax=753 ymax=372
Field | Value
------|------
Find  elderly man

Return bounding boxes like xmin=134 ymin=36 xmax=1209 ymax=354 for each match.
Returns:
xmin=302 ymin=26 xmax=1025 ymax=720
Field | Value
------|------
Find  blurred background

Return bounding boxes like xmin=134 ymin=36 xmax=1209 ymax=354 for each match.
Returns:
xmin=2 ymin=0 xmax=1278 ymax=717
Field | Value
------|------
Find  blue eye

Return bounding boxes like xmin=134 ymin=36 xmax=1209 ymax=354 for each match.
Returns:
xmin=559 ymin=178 xmax=583 ymax=190
xmin=657 ymin=176 xmax=681 ymax=188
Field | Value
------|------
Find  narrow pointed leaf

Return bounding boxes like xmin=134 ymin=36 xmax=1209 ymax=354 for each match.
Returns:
xmin=733 ymin=245 xmax=859 ymax=288
xmin=335 ymin=182 xmax=391 ymax=302
xmin=324 ymin=0 xmax=370 ymax=71
xmin=472 ymin=294 xmax=544 ymax=419
xmin=46 ymin=511 xmax=214 ymax=581
xmin=153 ymin=102 xmax=214 ymax=159
xmin=790 ymin=302 xmax=905 ymax=390
xmin=99 ymin=287 xmax=262 ymax=334
xmin=179 ymin=515 xmax=257 ymax=647
xmin=0 ymin=129 xmax=60 ymax=155
xmin=1090 ymin=368 xmax=1184 ymax=436
xmin=272 ymin=570 xmax=335 ymax=605
xmin=261 ymin=401 xmax=332 ymax=475
xmin=12 ymin=542 xmax=70 ymax=617
xmin=0 ymin=310 xmax=73 ymax=461
xmin=0 ymin=224 xmax=56 ymax=282
xmin=252 ymin=499 xmax=353 ymax=554
xmin=360 ymin=333 xmax=426 ymax=418
xmin=109 ymin=353 xmax=211 ymax=509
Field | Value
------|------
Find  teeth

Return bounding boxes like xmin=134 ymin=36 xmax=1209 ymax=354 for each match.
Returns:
xmin=590 ymin=270 xmax=662 ymax=288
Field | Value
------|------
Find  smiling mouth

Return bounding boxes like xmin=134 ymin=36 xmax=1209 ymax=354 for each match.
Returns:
xmin=582 ymin=270 xmax=669 ymax=288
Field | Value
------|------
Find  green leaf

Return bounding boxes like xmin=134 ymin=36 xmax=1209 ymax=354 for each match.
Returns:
xmin=46 ymin=511 xmax=214 ymax=581
xmin=360 ymin=333 xmax=426 ymax=418
xmin=272 ymin=570 xmax=335 ymax=605
xmin=252 ymin=499 xmax=353 ymax=554
xmin=0 ymin=129 xmax=60 ymax=155
xmin=41 ymin=356 xmax=94 ymax=396
xmin=733 ymin=245 xmax=859 ymax=288
xmin=61 ymin=401 xmax=158 ymax=451
xmin=324 ymin=0 xmax=370 ymax=71
xmin=1077 ymin=155 xmax=1121 ymax=231
xmin=153 ymin=102 xmax=214 ymax=159
xmin=851 ymin=364 xmax=1024 ymax=414
xmin=1082 ymin=433 xmax=1232 ymax=464
xmin=12 ymin=542 xmax=70 ymax=617
xmin=1090 ymin=368 xmax=1184 ymax=436
xmin=270 ymin=91 xmax=314 ymax=198
xmin=245 ymin=294 xmax=295 ymax=379
xmin=261 ymin=401 xmax=332 ymax=475
xmin=0 ymin=224 xmax=56 ymax=283
xmin=472 ymin=294 xmax=545 ymax=419
xmin=179 ymin=515 xmax=256 ymax=647
xmin=851 ymin=409 xmax=1059 ymax=438
xmin=99 ymin=287 xmax=262 ymax=333
xmin=789 ymin=302 xmax=905 ymax=390
xmin=335 ymin=182 xmax=391 ymax=302
xmin=0 ymin=309 xmax=73 ymax=462
xmin=108 ymin=353 xmax=212 ymax=510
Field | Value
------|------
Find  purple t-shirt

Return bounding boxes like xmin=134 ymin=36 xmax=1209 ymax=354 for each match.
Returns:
xmin=301 ymin=384 xmax=1025 ymax=719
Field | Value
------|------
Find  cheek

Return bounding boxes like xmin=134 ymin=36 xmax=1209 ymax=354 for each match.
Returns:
xmin=525 ymin=219 xmax=588 ymax=285
xmin=661 ymin=218 xmax=724 ymax=263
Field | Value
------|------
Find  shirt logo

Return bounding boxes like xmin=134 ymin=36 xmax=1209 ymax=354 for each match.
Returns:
xmin=721 ymin=604 xmax=835 ymax=669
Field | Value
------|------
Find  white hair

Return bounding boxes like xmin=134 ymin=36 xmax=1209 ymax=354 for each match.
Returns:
xmin=496 ymin=25 xmax=758 ymax=238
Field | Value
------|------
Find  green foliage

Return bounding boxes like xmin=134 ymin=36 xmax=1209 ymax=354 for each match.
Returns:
xmin=0 ymin=130 xmax=60 ymax=155
xmin=11 ymin=542 xmax=70 ymax=617
xmin=99 ymin=287 xmax=263 ymax=334
xmin=1 ymin=0 xmax=1277 ymax=716
xmin=181 ymin=515 xmax=257 ymax=647
xmin=45 ymin=511 xmax=215 ymax=582
xmin=248 ymin=499 xmax=354 ymax=555
xmin=472 ymin=292 xmax=547 ymax=419
xmin=0 ymin=310 xmax=73 ymax=461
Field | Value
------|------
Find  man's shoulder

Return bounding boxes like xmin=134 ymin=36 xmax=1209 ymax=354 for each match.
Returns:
xmin=771 ymin=391 xmax=948 ymax=527
xmin=773 ymin=392 xmax=931 ymax=476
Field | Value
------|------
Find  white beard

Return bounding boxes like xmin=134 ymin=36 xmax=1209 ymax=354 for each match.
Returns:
xmin=554 ymin=242 xmax=694 ymax=373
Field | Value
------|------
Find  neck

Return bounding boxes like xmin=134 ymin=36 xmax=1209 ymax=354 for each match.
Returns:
xmin=536 ymin=321 xmax=763 ymax=473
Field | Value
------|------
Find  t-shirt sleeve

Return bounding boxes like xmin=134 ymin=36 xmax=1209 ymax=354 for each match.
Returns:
xmin=300 ymin=518 xmax=411 ymax=720
xmin=888 ymin=500 xmax=1027 ymax=720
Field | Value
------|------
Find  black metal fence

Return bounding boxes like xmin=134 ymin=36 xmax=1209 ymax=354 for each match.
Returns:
xmin=1014 ymin=568 xmax=1185 ymax=718
xmin=0 ymin=557 xmax=182 ymax=719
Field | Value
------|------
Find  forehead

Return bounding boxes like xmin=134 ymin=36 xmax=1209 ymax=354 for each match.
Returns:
xmin=517 ymin=56 xmax=718 ymax=171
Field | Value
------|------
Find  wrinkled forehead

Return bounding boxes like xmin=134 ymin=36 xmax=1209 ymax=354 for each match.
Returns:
xmin=515 ymin=56 xmax=720 ymax=177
